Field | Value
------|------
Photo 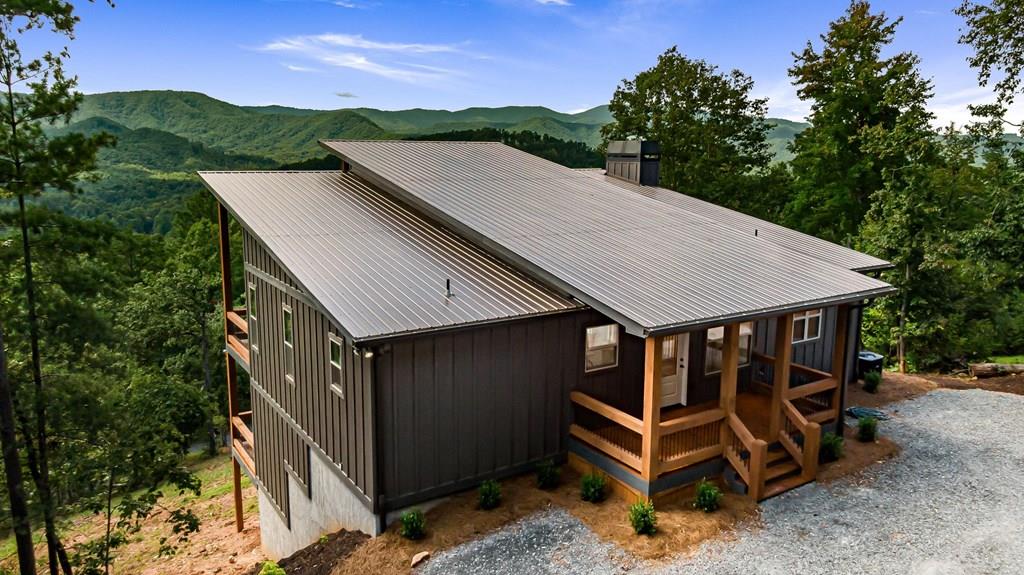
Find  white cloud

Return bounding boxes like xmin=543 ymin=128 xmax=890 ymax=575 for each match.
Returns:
xmin=334 ymin=1 xmax=357 ymax=6
xmin=284 ymin=63 xmax=319 ymax=72
xmin=260 ymin=33 xmax=472 ymax=85
xmin=536 ymin=0 xmax=572 ymax=5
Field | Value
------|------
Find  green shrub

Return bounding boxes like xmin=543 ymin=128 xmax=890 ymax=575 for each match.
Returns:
xmin=478 ymin=479 xmax=502 ymax=510
xmin=628 ymin=500 xmax=657 ymax=535
xmin=863 ymin=370 xmax=882 ymax=393
xmin=536 ymin=459 xmax=561 ymax=490
xmin=399 ymin=509 xmax=426 ymax=540
xmin=580 ymin=473 xmax=606 ymax=503
xmin=820 ymin=431 xmax=844 ymax=462
xmin=857 ymin=416 xmax=878 ymax=442
xmin=692 ymin=478 xmax=723 ymax=513
xmin=259 ymin=562 xmax=286 ymax=575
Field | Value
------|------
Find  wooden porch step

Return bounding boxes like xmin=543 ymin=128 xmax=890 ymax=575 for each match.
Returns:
xmin=765 ymin=449 xmax=789 ymax=465
xmin=765 ymin=460 xmax=800 ymax=481
xmin=762 ymin=474 xmax=812 ymax=499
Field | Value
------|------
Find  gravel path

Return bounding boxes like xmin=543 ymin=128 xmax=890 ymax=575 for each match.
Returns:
xmin=418 ymin=389 xmax=1024 ymax=575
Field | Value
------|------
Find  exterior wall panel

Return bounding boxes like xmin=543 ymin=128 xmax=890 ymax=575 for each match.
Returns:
xmin=243 ymin=231 xmax=377 ymax=522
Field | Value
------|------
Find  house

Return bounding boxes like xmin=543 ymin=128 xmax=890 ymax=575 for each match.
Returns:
xmin=199 ymin=140 xmax=894 ymax=559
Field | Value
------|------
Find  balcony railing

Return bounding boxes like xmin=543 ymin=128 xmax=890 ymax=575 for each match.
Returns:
xmin=225 ymin=308 xmax=250 ymax=367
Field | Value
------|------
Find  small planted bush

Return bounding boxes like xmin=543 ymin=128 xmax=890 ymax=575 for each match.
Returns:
xmin=399 ymin=509 xmax=426 ymax=540
xmin=478 ymin=479 xmax=502 ymax=510
xmin=863 ymin=371 xmax=882 ymax=394
xmin=536 ymin=459 xmax=561 ymax=490
xmin=820 ymin=431 xmax=844 ymax=462
xmin=628 ymin=500 xmax=657 ymax=535
xmin=259 ymin=562 xmax=286 ymax=575
xmin=857 ymin=416 xmax=878 ymax=442
xmin=693 ymin=478 xmax=723 ymax=513
xmin=580 ymin=472 xmax=606 ymax=503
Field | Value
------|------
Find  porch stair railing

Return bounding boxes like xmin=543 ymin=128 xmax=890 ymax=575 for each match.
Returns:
xmin=722 ymin=413 xmax=767 ymax=500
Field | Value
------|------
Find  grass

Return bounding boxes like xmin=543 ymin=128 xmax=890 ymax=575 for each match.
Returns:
xmin=989 ymin=355 xmax=1024 ymax=364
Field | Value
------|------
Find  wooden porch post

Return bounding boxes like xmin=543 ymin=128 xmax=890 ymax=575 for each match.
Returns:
xmin=641 ymin=336 xmax=663 ymax=484
xmin=769 ymin=314 xmax=794 ymax=439
xmin=719 ymin=324 xmax=740 ymax=415
xmin=218 ymin=203 xmax=244 ymax=533
xmin=830 ymin=305 xmax=849 ymax=419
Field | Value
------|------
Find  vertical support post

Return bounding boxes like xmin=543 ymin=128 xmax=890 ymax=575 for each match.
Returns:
xmin=801 ymin=422 xmax=821 ymax=481
xmin=641 ymin=336 xmax=663 ymax=485
xmin=749 ymin=438 xmax=768 ymax=500
xmin=719 ymin=323 xmax=740 ymax=450
xmin=769 ymin=314 xmax=794 ymax=439
xmin=831 ymin=305 xmax=849 ymax=419
xmin=218 ymin=203 xmax=244 ymax=532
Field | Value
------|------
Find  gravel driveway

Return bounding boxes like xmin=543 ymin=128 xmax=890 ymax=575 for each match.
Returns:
xmin=418 ymin=389 xmax=1024 ymax=575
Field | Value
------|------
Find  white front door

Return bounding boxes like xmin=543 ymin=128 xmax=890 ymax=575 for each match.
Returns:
xmin=660 ymin=333 xmax=689 ymax=407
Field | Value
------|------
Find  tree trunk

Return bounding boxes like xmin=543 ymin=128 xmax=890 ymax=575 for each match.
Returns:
xmin=200 ymin=316 xmax=218 ymax=456
xmin=0 ymin=323 xmax=36 ymax=575
xmin=898 ymin=263 xmax=910 ymax=374
xmin=17 ymin=194 xmax=72 ymax=575
xmin=969 ymin=363 xmax=1024 ymax=378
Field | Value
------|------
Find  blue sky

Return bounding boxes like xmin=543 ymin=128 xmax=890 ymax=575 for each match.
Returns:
xmin=31 ymin=0 xmax=1009 ymax=124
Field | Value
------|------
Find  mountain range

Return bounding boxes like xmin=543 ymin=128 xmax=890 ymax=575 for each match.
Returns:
xmin=45 ymin=90 xmax=812 ymax=232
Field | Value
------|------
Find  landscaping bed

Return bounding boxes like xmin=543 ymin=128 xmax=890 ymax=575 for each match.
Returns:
xmin=247 ymin=529 xmax=368 ymax=575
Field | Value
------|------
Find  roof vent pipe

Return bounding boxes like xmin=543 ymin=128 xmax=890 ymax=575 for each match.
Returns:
xmin=445 ymin=278 xmax=452 ymax=298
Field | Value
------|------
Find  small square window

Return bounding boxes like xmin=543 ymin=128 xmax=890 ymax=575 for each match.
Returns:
xmin=329 ymin=334 xmax=345 ymax=400
xmin=585 ymin=324 xmax=619 ymax=372
xmin=792 ymin=309 xmax=823 ymax=343
xmin=705 ymin=322 xmax=753 ymax=375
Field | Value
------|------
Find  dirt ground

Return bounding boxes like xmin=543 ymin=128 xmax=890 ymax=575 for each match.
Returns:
xmin=245 ymin=529 xmax=368 ymax=575
xmin=921 ymin=372 xmax=1024 ymax=396
xmin=334 ymin=468 xmax=758 ymax=575
xmin=0 ymin=455 xmax=266 ymax=575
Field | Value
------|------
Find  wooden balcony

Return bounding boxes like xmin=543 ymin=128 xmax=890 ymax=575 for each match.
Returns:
xmin=231 ymin=410 xmax=255 ymax=476
xmin=225 ymin=308 xmax=250 ymax=368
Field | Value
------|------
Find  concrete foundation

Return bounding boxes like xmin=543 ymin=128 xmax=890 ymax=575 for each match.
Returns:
xmin=258 ymin=448 xmax=380 ymax=560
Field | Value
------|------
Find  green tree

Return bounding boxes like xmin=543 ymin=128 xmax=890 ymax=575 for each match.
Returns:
xmin=957 ymin=0 xmax=1024 ymax=117
xmin=0 ymin=4 xmax=114 ymax=572
xmin=601 ymin=47 xmax=784 ymax=217
xmin=786 ymin=1 xmax=934 ymax=244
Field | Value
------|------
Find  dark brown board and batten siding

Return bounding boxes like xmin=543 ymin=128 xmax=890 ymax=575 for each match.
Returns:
xmin=243 ymin=232 xmax=376 ymax=520
xmin=374 ymin=309 xmax=636 ymax=510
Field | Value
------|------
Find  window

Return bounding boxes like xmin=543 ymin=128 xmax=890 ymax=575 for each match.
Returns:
xmin=283 ymin=304 xmax=294 ymax=383
xmin=329 ymin=333 xmax=345 ymax=399
xmin=704 ymin=322 xmax=753 ymax=375
xmin=661 ymin=336 xmax=677 ymax=377
xmin=585 ymin=324 xmax=619 ymax=372
xmin=247 ymin=283 xmax=258 ymax=353
xmin=792 ymin=309 xmax=822 ymax=343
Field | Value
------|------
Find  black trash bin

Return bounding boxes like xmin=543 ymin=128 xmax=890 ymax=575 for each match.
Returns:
xmin=858 ymin=351 xmax=884 ymax=379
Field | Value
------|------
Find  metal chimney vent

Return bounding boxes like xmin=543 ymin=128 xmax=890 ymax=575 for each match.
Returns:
xmin=605 ymin=140 xmax=660 ymax=186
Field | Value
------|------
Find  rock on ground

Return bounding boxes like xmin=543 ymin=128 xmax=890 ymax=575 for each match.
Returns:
xmin=418 ymin=389 xmax=1024 ymax=575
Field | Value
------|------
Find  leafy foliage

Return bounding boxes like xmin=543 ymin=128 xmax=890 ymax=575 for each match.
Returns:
xmin=602 ymin=47 xmax=789 ymax=220
xmin=628 ymin=500 xmax=657 ymax=535
xmin=399 ymin=509 xmax=426 ymax=540
xmin=535 ymin=459 xmax=561 ymax=490
xmin=693 ymin=479 xmax=723 ymax=513
xmin=259 ymin=561 xmax=286 ymax=575
xmin=580 ymin=473 xmax=606 ymax=503
xmin=858 ymin=416 xmax=879 ymax=442
xmin=820 ymin=432 xmax=845 ymax=462
xmin=863 ymin=371 xmax=882 ymax=393
xmin=407 ymin=128 xmax=603 ymax=168
xmin=478 ymin=479 xmax=502 ymax=510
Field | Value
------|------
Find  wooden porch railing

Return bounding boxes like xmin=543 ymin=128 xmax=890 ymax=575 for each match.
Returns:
xmin=225 ymin=308 xmax=250 ymax=366
xmin=752 ymin=351 xmax=840 ymax=424
xmin=570 ymin=391 xmax=725 ymax=479
xmin=778 ymin=399 xmax=820 ymax=481
xmin=722 ymin=413 xmax=767 ymax=500
xmin=231 ymin=410 xmax=256 ymax=475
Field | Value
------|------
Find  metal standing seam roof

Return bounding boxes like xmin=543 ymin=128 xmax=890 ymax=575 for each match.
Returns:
xmin=320 ymin=140 xmax=895 ymax=337
xmin=575 ymin=168 xmax=891 ymax=272
xmin=198 ymin=170 xmax=580 ymax=342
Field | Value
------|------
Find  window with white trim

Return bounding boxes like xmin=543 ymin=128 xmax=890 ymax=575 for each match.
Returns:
xmin=247 ymin=283 xmax=258 ymax=353
xmin=328 ymin=333 xmax=345 ymax=399
xmin=792 ymin=309 xmax=822 ymax=343
xmin=585 ymin=324 xmax=619 ymax=372
xmin=283 ymin=304 xmax=295 ymax=383
xmin=705 ymin=322 xmax=753 ymax=375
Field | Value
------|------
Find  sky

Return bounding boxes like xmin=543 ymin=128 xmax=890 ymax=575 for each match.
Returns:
xmin=23 ymin=0 xmax=1015 ymax=125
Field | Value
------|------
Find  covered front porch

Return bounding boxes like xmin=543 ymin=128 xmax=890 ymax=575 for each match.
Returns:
xmin=568 ymin=306 xmax=849 ymax=501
